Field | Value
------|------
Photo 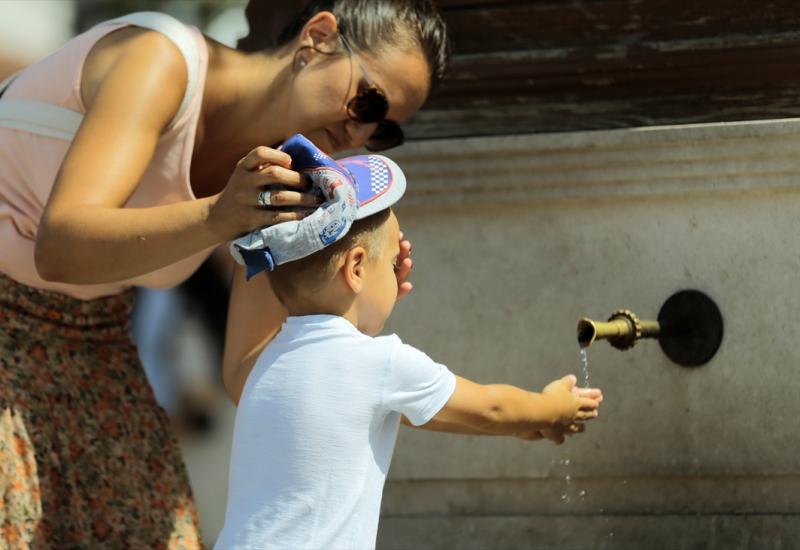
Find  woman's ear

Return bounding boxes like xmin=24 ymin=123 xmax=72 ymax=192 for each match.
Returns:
xmin=293 ymin=48 xmax=311 ymax=72
xmin=298 ymin=11 xmax=339 ymax=54
xmin=342 ymin=246 xmax=367 ymax=294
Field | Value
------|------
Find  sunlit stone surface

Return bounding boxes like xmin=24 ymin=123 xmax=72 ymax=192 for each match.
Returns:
xmin=378 ymin=119 xmax=800 ymax=549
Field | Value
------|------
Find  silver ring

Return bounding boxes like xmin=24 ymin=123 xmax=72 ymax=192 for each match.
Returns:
xmin=257 ymin=190 xmax=272 ymax=207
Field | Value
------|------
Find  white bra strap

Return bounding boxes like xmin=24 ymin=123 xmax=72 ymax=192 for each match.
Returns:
xmin=102 ymin=11 xmax=201 ymax=122
xmin=0 ymin=72 xmax=18 ymax=97
xmin=0 ymin=11 xmax=200 ymax=141
xmin=0 ymin=72 xmax=82 ymax=138
xmin=0 ymin=99 xmax=84 ymax=140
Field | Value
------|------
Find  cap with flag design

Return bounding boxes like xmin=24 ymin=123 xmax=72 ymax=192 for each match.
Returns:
xmin=230 ymin=134 xmax=406 ymax=279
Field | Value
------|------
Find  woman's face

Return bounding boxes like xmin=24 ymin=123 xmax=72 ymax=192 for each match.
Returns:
xmin=288 ymin=40 xmax=431 ymax=154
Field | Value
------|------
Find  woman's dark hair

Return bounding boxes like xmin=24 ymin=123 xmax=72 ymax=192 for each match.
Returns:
xmin=237 ymin=0 xmax=450 ymax=90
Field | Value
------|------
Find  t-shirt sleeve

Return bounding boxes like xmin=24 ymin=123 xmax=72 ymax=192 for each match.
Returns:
xmin=381 ymin=336 xmax=456 ymax=426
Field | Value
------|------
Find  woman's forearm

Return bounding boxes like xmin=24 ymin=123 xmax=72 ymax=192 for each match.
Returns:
xmin=35 ymin=196 xmax=223 ymax=284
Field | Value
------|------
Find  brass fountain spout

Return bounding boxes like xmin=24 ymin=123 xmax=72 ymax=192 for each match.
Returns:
xmin=577 ymin=309 xmax=660 ymax=350
xmin=576 ymin=291 xmax=724 ymax=366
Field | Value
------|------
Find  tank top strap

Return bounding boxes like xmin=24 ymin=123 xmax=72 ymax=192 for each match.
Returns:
xmin=0 ymin=11 xmax=202 ymax=140
xmin=0 ymin=72 xmax=16 ymax=97
xmin=99 ymin=12 xmax=201 ymax=121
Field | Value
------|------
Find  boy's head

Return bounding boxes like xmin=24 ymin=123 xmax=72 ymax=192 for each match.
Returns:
xmin=231 ymin=135 xmax=407 ymax=278
xmin=268 ymin=208 xmax=401 ymax=336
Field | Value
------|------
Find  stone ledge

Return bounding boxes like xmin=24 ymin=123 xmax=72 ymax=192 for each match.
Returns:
xmin=382 ymin=476 xmax=800 ymax=516
xmin=377 ymin=514 xmax=800 ymax=550
xmin=389 ymin=118 xmax=800 ymax=204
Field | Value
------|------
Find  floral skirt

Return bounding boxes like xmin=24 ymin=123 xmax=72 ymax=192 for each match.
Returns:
xmin=0 ymin=274 xmax=203 ymax=549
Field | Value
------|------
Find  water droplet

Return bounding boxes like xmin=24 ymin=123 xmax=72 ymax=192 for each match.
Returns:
xmin=564 ymin=459 xmax=571 ymax=465
xmin=565 ymin=475 xmax=571 ymax=482
xmin=579 ymin=490 xmax=586 ymax=497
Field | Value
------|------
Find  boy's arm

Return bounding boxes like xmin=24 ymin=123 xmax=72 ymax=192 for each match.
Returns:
xmin=223 ymin=263 xmax=287 ymax=404
xmin=400 ymin=414 xmax=536 ymax=436
xmin=410 ymin=375 xmax=599 ymax=437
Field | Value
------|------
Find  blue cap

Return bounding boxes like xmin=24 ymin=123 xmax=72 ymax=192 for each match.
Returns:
xmin=230 ymin=134 xmax=406 ymax=279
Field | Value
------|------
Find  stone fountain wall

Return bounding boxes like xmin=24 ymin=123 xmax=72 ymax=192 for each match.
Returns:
xmin=376 ymin=120 xmax=800 ymax=549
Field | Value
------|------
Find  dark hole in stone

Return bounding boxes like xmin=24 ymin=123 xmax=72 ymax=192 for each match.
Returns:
xmin=658 ymin=289 xmax=723 ymax=367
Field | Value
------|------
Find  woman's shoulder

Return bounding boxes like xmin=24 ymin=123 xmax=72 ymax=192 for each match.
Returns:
xmin=81 ymin=26 xmax=189 ymax=113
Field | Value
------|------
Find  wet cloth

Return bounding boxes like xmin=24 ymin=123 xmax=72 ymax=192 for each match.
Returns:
xmin=215 ymin=315 xmax=456 ymax=550
xmin=230 ymin=134 xmax=406 ymax=279
xmin=0 ymin=273 xmax=203 ymax=548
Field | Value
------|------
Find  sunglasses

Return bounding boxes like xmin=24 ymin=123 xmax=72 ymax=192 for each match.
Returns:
xmin=339 ymin=33 xmax=404 ymax=152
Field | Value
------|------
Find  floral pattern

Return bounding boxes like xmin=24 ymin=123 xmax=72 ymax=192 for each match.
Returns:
xmin=0 ymin=274 xmax=203 ymax=549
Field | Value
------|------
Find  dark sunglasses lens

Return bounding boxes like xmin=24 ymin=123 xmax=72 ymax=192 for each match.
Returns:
xmin=366 ymin=121 xmax=404 ymax=152
xmin=347 ymin=88 xmax=388 ymax=123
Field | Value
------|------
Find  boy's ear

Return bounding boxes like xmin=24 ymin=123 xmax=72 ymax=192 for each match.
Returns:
xmin=342 ymin=246 xmax=368 ymax=293
xmin=298 ymin=11 xmax=339 ymax=53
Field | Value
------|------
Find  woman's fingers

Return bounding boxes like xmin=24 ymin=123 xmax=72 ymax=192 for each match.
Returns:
xmin=256 ymin=190 xmax=322 ymax=209
xmin=240 ymin=146 xmax=292 ymax=171
xmin=252 ymin=164 xmax=308 ymax=190
xmin=211 ymin=146 xmax=317 ymax=239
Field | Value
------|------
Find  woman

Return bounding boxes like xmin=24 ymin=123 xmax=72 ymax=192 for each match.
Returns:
xmin=0 ymin=0 xmax=449 ymax=546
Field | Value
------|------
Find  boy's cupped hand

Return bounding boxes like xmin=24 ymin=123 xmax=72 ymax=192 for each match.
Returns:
xmin=525 ymin=375 xmax=603 ymax=445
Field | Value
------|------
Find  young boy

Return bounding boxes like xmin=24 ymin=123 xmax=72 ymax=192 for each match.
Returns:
xmin=217 ymin=138 xmax=603 ymax=550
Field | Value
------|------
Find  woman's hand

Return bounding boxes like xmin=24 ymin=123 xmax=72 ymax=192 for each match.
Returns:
xmin=395 ymin=231 xmax=414 ymax=300
xmin=206 ymin=146 xmax=322 ymax=240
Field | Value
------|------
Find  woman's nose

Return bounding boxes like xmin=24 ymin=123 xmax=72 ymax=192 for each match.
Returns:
xmin=344 ymin=119 xmax=379 ymax=150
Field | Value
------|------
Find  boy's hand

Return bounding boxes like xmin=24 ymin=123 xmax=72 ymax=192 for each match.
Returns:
xmin=517 ymin=377 xmax=602 ymax=445
xmin=538 ymin=423 xmax=585 ymax=445
xmin=542 ymin=375 xmax=603 ymax=422
xmin=518 ymin=422 xmax=587 ymax=444
xmin=539 ymin=375 xmax=602 ymax=444
xmin=420 ymin=375 xmax=602 ymax=441
xmin=395 ymin=231 xmax=413 ymax=300
xmin=517 ymin=430 xmax=545 ymax=441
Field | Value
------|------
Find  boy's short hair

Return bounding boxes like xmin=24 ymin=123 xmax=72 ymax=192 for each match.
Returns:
xmin=268 ymin=209 xmax=392 ymax=305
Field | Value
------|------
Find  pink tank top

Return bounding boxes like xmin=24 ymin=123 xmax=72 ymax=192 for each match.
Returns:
xmin=0 ymin=15 xmax=214 ymax=300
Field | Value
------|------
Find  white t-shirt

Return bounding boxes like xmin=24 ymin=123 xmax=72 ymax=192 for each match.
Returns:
xmin=215 ymin=315 xmax=456 ymax=550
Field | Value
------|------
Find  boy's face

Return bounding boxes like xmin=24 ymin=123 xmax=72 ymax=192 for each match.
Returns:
xmin=358 ymin=211 xmax=402 ymax=336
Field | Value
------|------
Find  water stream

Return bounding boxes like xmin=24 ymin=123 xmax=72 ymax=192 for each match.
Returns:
xmin=559 ymin=348 xmax=594 ymax=504
xmin=580 ymin=347 xmax=590 ymax=388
